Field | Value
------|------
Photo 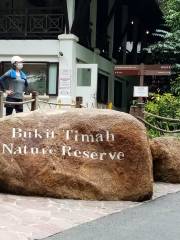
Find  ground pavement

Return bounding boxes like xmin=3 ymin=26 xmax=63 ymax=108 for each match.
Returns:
xmin=0 ymin=183 xmax=180 ymax=240
xmin=44 ymin=191 xmax=180 ymax=240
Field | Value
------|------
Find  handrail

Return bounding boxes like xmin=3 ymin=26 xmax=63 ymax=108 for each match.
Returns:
xmin=2 ymin=95 xmax=49 ymax=101
xmin=0 ymin=7 xmax=63 ymax=12
xmin=0 ymin=90 xmax=38 ymax=117
xmin=3 ymin=99 xmax=35 ymax=105
xmin=144 ymin=111 xmax=180 ymax=122
xmin=80 ymin=104 xmax=87 ymax=108
xmin=24 ymin=95 xmax=49 ymax=101
xmin=137 ymin=116 xmax=180 ymax=133
xmin=0 ymin=91 xmax=84 ymax=117
xmin=38 ymin=99 xmax=76 ymax=107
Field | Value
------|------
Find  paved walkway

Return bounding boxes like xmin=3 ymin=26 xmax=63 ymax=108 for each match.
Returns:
xmin=0 ymin=183 xmax=180 ymax=240
xmin=45 ymin=191 xmax=180 ymax=240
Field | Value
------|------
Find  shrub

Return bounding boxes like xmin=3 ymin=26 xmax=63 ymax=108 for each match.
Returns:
xmin=145 ymin=93 xmax=180 ymax=138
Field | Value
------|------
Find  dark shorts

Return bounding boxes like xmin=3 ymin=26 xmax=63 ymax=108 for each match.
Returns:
xmin=5 ymin=96 xmax=23 ymax=111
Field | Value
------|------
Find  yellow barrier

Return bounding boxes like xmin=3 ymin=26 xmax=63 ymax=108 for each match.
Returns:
xmin=107 ymin=102 xmax=113 ymax=110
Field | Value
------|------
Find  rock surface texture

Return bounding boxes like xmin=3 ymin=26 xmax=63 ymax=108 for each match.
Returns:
xmin=151 ymin=137 xmax=180 ymax=183
xmin=0 ymin=109 xmax=153 ymax=201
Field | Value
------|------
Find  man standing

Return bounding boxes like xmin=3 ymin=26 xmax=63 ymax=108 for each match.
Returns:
xmin=0 ymin=56 xmax=29 ymax=116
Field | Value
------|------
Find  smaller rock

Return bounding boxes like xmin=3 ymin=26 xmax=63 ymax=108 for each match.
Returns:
xmin=150 ymin=137 xmax=180 ymax=183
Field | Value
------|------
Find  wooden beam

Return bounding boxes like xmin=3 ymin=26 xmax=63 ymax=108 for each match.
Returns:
xmin=71 ymin=0 xmax=91 ymax=46
xmin=62 ymin=0 xmax=70 ymax=33
xmin=114 ymin=64 xmax=171 ymax=76
xmin=105 ymin=0 xmax=119 ymax=28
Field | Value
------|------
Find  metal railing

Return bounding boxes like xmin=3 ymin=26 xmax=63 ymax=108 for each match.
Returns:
xmin=0 ymin=7 xmax=65 ymax=39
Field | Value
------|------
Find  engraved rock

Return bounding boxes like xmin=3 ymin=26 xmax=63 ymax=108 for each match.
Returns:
xmin=0 ymin=109 xmax=153 ymax=201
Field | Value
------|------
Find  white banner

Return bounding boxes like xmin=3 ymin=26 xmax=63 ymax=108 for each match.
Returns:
xmin=59 ymin=69 xmax=72 ymax=96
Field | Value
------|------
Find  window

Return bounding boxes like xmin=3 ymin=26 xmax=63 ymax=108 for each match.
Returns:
xmin=48 ymin=63 xmax=58 ymax=95
xmin=114 ymin=80 xmax=123 ymax=108
xmin=77 ymin=68 xmax=91 ymax=86
xmin=23 ymin=63 xmax=47 ymax=95
xmin=97 ymin=73 xmax=108 ymax=104
xmin=2 ymin=62 xmax=58 ymax=95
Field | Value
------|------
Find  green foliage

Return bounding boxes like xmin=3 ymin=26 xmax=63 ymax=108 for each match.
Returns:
xmin=145 ymin=93 xmax=180 ymax=138
xmin=162 ymin=0 xmax=180 ymax=30
xmin=142 ymin=0 xmax=180 ymax=138
xmin=171 ymin=75 xmax=180 ymax=96
xmin=149 ymin=0 xmax=180 ymax=63
xmin=150 ymin=31 xmax=180 ymax=63
xmin=145 ymin=0 xmax=180 ymax=111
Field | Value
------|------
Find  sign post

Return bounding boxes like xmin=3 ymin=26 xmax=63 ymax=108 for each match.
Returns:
xmin=114 ymin=64 xmax=171 ymax=119
xmin=139 ymin=63 xmax=145 ymax=103
xmin=114 ymin=64 xmax=171 ymax=102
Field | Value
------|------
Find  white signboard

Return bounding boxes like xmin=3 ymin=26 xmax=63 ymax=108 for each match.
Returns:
xmin=133 ymin=86 xmax=149 ymax=97
xmin=59 ymin=69 xmax=72 ymax=96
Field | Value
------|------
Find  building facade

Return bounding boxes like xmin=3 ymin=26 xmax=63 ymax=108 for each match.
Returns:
xmin=0 ymin=0 xmax=163 ymax=111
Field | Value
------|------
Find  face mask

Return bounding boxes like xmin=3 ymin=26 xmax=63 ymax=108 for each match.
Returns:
xmin=16 ymin=62 xmax=23 ymax=70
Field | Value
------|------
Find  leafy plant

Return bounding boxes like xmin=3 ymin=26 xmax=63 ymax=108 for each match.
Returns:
xmin=144 ymin=0 xmax=180 ymax=139
xmin=145 ymin=93 xmax=180 ymax=138
xmin=171 ymin=75 xmax=180 ymax=96
xmin=148 ymin=0 xmax=180 ymax=62
xmin=145 ymin=0 xmax=180 ymax=95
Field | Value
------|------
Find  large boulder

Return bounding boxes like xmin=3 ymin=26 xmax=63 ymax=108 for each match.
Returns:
xmin=0 ymin=109 xmax=153 ymax=201
xmin=150 ymin=137 xmax=180 ymax=183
